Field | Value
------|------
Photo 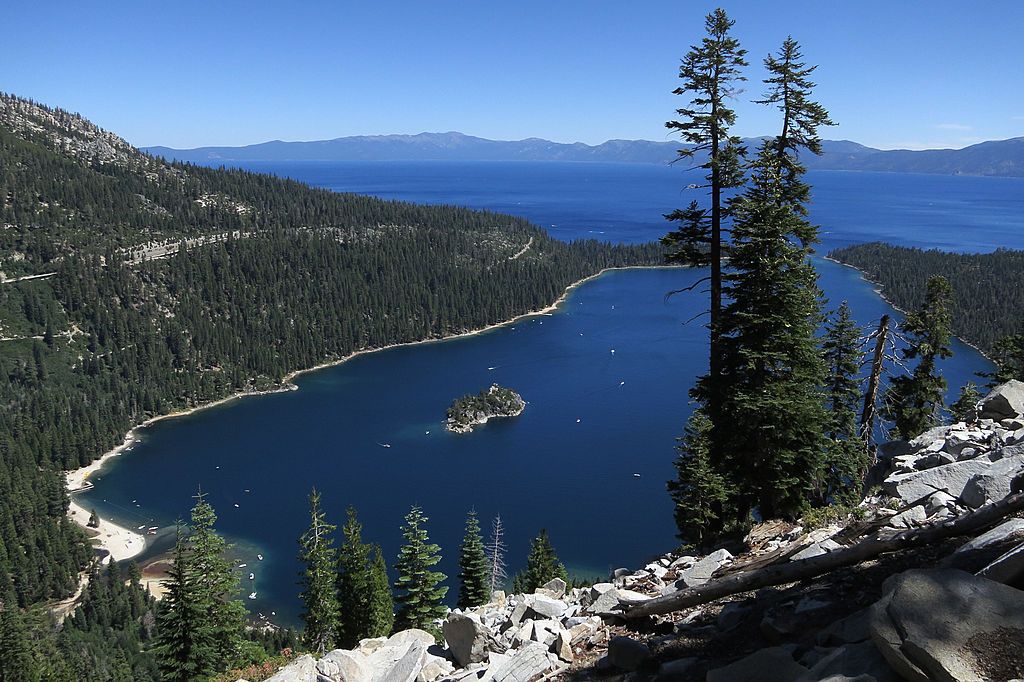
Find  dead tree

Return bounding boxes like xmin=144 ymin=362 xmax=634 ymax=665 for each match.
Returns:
xmin=860 ymin=314 xmax=890 ymax=461
xmin=624 ymin=491 xmax=1024 ymax=619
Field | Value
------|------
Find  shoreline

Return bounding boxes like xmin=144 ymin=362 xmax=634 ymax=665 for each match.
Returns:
xmin=64 ymin=264 xmax=672 ymax=561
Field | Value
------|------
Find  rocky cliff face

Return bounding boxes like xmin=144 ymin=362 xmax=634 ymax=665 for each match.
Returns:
xmin=0 ymin=93 xmax=150 ymax=168
xmin=258 ymin=383 xmax=1024 ymax=682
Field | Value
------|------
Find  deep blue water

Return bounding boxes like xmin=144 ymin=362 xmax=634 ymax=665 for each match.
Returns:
xmin=77 ymin=162 xmax=1024 ymax=625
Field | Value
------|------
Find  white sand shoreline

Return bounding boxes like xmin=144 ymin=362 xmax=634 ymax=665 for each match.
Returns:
xmin=64 ymin=265 xmax=671 ymax=562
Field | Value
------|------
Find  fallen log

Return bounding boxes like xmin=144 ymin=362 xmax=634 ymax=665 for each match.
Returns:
xmin=625 ymin=491 xmax=1024 ymax=619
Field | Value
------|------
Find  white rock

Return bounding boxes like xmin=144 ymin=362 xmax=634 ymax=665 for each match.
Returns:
xmin=318 ymin=649 xmax=370 ymax=682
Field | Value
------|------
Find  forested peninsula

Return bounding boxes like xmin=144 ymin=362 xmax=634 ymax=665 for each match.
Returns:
xmin=0 ymin=92 xmax=662 ymax=656
xmin=828 ymin=242 xmax=1024 ymax=354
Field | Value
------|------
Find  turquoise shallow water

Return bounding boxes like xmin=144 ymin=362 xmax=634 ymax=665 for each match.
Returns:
xmin=77 ymin=163 xmax=1023 ymax=625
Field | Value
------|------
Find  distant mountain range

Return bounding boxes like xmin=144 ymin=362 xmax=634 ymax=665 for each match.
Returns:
xmin=145 ymin=132 xmax=1024 ymax=177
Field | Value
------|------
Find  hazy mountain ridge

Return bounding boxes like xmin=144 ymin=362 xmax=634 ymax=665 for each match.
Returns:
xmin=146 ymin=132 xmax=1024 ymax=177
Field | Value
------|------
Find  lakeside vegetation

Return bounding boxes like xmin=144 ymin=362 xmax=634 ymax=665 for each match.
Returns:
xmin=828 ymin=242 xmax=1024 ymax=356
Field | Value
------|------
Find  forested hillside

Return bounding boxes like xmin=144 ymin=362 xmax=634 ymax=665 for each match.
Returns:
xmin=0 ymin=92 xmax=661 ymax=631
xmin=828 ymin=242 xmax=1024 ymax=353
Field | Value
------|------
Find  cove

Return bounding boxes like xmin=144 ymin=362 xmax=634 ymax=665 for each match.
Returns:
xmin=76 ymin=162 xmax=1022 ymax=625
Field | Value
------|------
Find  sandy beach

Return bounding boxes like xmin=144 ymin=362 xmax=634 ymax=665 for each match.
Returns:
xmin=63 ymin=265 xmax=665 ymax=565
xmin=67 ymin=497 xmax=147 ymax=562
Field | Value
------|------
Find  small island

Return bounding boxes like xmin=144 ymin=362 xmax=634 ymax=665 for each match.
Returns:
xmin=445 ymin=384 xmax=526 ymax=433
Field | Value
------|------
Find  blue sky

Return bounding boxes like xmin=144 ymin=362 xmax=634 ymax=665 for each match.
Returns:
xmin=4 ymin=1 xmax=1022 ymax=150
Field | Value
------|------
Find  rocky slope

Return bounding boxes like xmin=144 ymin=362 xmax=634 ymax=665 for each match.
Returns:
xmin=259 ymin=382 xmax=1024 ymax=682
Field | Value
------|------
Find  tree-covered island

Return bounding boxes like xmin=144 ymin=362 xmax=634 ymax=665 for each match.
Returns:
xmin=445 ymin=384 xmax=526 ymax=433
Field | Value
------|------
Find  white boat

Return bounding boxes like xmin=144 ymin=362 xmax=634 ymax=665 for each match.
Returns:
xmin=378 ymin=442 xmax=391 ymax=448
xmin=257 ymin=554 xmax=264 ymax=561
xmin=237 ymin=563 xmax=247 ymax=568
xmin=633 ymin=473 xmax=641 ymax=478
xmin=249 ymin=572 xmax=255 ymax=580
xmin=248 ymin=592 xmax=257 ymax=599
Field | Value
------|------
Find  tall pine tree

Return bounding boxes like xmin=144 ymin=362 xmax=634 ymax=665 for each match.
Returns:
xmin=713 ymin=37 xmax=833 ymax=519
xmin=298 ymin=489 xmax=340 ymax=655
xmin=664 ymin=7 xmax=748 ymax=427
xmin=393 ymin=506 xmax=447 ymax=636
xmin=884 ymin=275 xmax=954 ymax=439
xmin=457 ymin=510 xmax=490 ymax=609
xmin=187 ymin=492 xmax=246 ymax=671
xmin=154 ymin=494 xmax=246 ymax=681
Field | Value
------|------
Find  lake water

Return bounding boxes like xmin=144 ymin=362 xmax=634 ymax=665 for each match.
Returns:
xmin=77 ymin=162 xmax=1024 ymax=625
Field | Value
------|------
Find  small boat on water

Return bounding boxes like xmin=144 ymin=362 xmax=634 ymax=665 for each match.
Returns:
xmin=248 ymin=592 xmax=257 ymax=600
xmin=237 ymin=563 xmax=247 ymax=569
xmin=378 ymin=442 xmax=391 ymax=448
xmin=137 ymin=525 xmax=146 ymax=530
xmin=633 ymin=473 xmax=641 ymax=478
xmin=249 ymin=572 xmax=255 ymax=580
xmin=257 ymin=554 xmax=264 ymax=561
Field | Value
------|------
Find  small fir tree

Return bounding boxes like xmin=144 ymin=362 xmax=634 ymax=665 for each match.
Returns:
xmin=821 ymin=302 xmax=869 ymax=504
xmin=884 ymin=275 xmax=954 ymax=439
xmin=365 ymin=545 xmax=394 ymax=638
xmin=457 ymin=510 xmax=490 ymax=609
xmin=336 ymin=507 xmax=372 ymax=648
xmin=511 ymin=529 xmax=568 ymax=594
xmin=983 ymin=335 xmax=1024 ymax=385
xmin=951 ymin=382 xmax=981 ymax=423
xmin=154 ymin=524 xmax=210 ymax=682
xmin=666 ymin=410 xmax=731 ymax=549
xmin=298 ymin=489 xmax=340 ymax=656
xmin=393 ymin=506 xmax=447 ymax=636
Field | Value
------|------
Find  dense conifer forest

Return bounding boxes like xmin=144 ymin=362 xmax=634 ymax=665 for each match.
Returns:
xmin=828 ymin=242 xmax=1024 ymax=354
xmin=0 ymin=93 xmax=661 ymax=675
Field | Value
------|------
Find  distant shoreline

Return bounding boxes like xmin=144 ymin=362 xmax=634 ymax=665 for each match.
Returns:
xmin=65 ymin=264 xmax=675 ymax=560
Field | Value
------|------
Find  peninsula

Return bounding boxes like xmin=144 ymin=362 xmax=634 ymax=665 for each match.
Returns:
xmin=445 ymin=384 xmax=526 ymax=433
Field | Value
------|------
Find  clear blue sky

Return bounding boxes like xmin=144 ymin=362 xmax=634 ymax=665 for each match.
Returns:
xmin=4 ymin=1 xmax=1023 ymax=150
